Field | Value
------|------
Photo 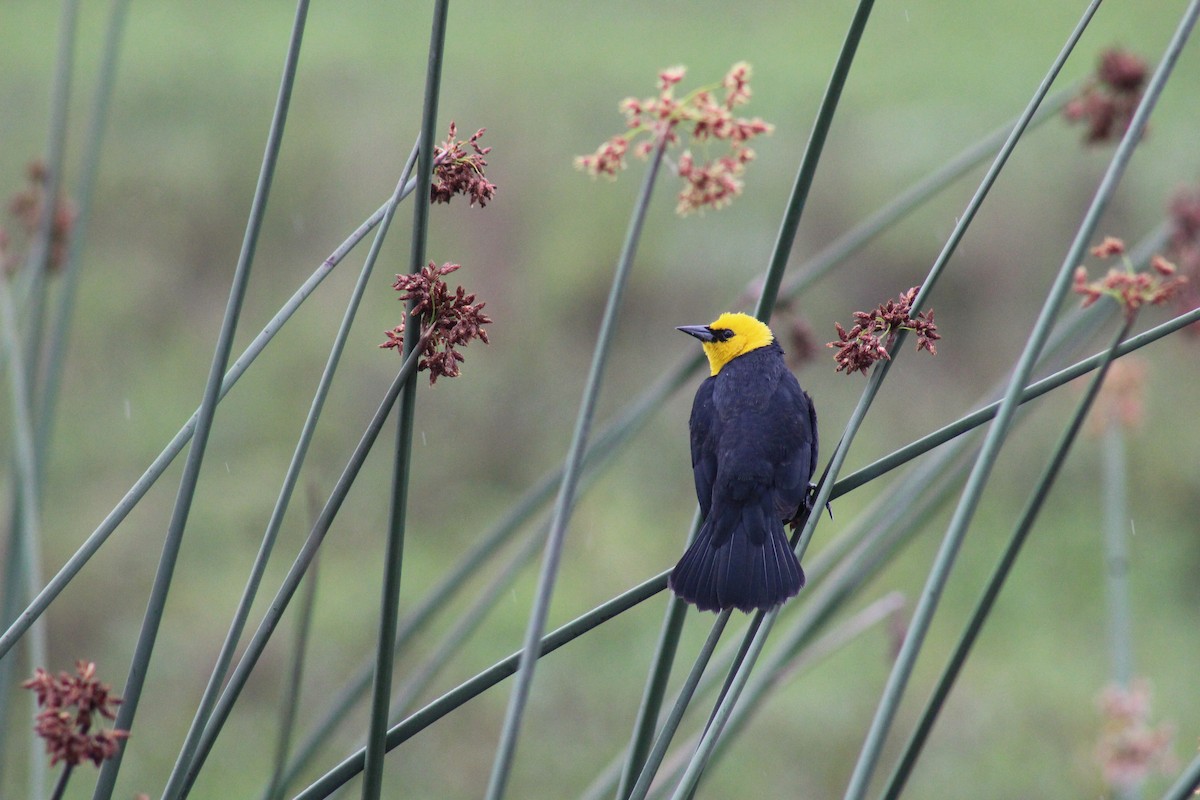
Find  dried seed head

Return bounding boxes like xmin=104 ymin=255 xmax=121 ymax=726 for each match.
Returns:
xmin=381 ymin=262 xmax=492 ymax=384
xmin=828 ymin=286 xmax=939 ymax=375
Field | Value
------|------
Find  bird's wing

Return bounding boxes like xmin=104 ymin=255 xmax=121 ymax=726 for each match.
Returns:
xmin=769 ymin=373 xmax=818 ymax=519
xmin=689 ymin=376 xmax=719 ymax=518
xmin=805 ymin=388 xmax=819 ymax=480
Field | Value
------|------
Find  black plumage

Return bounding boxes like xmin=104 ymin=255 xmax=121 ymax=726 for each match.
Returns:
xmin=670 ymin=333 xmax=818 ymax=612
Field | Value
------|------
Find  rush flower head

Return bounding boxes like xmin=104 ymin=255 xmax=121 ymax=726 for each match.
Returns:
xmin=431 ymin=122 xmax=497 ymax=207
xmin=1164 ymin=185 xmax=1200 ymax=331
xmin=380 ymin=261 xmax=492 ymax=384
xmin=1072 ymin=236 xmax=1187 ymax=320
xmin=23 ymin=661 xmax=128 ymax=768
xmin=827 ymin=286 xmax=940 ymax=376
xmin=575 ymin=62 xmax=774 ymax=215
xmin=5 ymin=158 xmax=76 ymax=275
xmin=1064 ymin=48 xmax=1148 ymax=145
xmin=1095 ymin=680 xmax=1176 ymax=791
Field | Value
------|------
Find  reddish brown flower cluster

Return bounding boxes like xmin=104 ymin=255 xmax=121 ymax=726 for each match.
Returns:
xmin=430 ymin=122 xmax=496 ymax=207
xmin=827 ymin=286 xmax=939 ymax=376
xmin=575 ymin=62 xmax=773 ymax=215
xmin=23 ymin=661 xmax=128 ymax=768
xmin=1095 ymin=680 xmax=1176 ymax=791
xmin=1167 ymin=187 xmax=1200 ymax=273
xmin=1065 ymin=48 xmax=1148 ymax=144
xmin=675 ymin=150 xmax=756 ymax=215
xmin=1073 ymin=236 xmax=1187 ymax=320
xmin=4 ymin=159 xmax=77 ymax=275
xmin=1163 ymin=186 xmax=1200 ymax=329
xmin=380 ymin=261 xmax=491 ymax=384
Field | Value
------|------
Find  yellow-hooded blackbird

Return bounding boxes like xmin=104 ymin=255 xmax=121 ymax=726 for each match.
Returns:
xmin=671 ymin=312 xmax=818 ymax=612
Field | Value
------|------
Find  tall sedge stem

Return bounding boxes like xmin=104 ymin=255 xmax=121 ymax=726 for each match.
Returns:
xmin=360 ymin=2 xmax=449 ymax=793
xmin=93 ymin=3 xmax=310 ymax=796
xmin=484 ymin=131 xmax=669 ymax=800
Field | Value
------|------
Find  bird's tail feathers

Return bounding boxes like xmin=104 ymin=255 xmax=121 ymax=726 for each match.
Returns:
xmin=669 ymin=502 xmax=804 ymax=613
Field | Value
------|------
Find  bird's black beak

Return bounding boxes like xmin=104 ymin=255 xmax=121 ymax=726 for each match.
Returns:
xmin=676 ymin=324 xmax=716 ymax=343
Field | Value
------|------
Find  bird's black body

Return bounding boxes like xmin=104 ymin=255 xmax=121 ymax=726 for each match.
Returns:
xmin=670 ymin=340 xmax=818 ymax=612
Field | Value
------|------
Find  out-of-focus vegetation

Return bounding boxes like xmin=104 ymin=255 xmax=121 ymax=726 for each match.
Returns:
xmin=2 ymin=1 xmax=1199 ymax=798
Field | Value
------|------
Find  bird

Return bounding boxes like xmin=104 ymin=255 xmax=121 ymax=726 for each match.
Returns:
xmin=670 ymin=312 xmax=818 ymax=613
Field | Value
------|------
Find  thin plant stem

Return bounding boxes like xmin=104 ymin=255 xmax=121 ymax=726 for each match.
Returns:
xmin=293 ymin=572 xmax=670 ymax=800
xmin=35 ymin=0 xmax=131 ymax=460
xmin=0 ymin=189 xmax=405 ymax=661
xmin=12 ymin=1 xmax=80 ymax=792
xmin=1103 ymin=423 xmax=1134 ymax=687
xmin=177 ymin=335 xmax=430 ymax=797
xmin=3 ymin=25 xmax=133 ymax=776
xmin=772 ymin=86 xmax=1075 ymax=307
xmin=0 ymin=276 xmax=49 ymax=800
xmin=665 ymin=611 xmax=778 ymax=800
xmin=482 ymin=134 xmax=669 ymax=800
xmin=754 ymin=0 xmax=877 ymax=318
xmin=879 ymin=316 xmax=1135 ymax=800
xmin=652 ymin=593 xmax=906 ymax=800
xmin=0 ymin=500 xmax=25 ymax=770
xmin=265 ymin=556 xmax=320 ymax=800
xmin=691 ymin=609 xmax=767 ymax=757
xmin=613 ymin=513 xmax=696 ymax=800
xmin=92 ymin=4 xmax=310 ymax=796
xmin=361 ymin=2 xmax=448 ymax=795
xmin=0 ymin=1 xmax=129 ymax=766
xmin=613 ymin=599 xmax=690 ymax=796
xmin=21 ymin=0 xmax=78 ymax=396
xmin=1161 ymin=752 xmax=1200 ymax=800
xmin=842 ymin=4 xmax=1198 ymax=796
xmin=385 ymin=525 xmax=548 ymax=726
xmin=161 ymin=146 xmax=422 ymax=800
xmin=624 ymin=613 xmax=732 ymax=800
xmin=1103 ymin=416 xmax=1138 ymax=800
xmin=268 ymin=399 xmax=639 ymax=793
xmin=48 ymin=764 xmax=73 ymax=800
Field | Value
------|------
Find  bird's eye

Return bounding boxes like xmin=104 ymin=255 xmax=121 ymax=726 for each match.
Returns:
xmin=715 ymin=328 xmax=735 ymax=341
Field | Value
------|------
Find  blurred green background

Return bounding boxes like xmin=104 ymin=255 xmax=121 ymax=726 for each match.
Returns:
xmin=2 ymin=1 xmax=1200 ymax=798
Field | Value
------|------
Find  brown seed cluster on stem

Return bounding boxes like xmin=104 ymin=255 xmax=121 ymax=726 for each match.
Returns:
xmin=430 ymin=122 xmax=497 ymax=207
xmin=1064 ymin=48 xmax=1148 ymax=145
xmin=827 ymin=286 xmax=939 ymax=376
xmin=23 ymin=661 xmax=128 ymax=768
xmin=4 ymin=159 xmax=77 ymax=275
xmin=1163 ymin=185 xmax=1200 ymax=331
xmin=380 ymin=262 xmax=492 ymax=384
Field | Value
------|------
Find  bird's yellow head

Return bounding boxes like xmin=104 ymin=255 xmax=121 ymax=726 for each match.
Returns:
xmin=677 ymin=312 xmax=775 ymax=376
